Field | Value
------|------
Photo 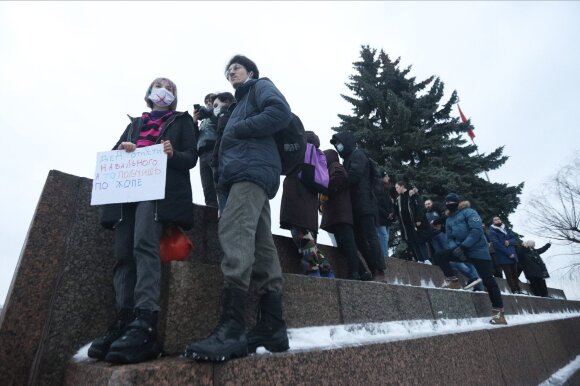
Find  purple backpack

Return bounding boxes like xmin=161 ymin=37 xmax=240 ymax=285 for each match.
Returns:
xmin=299 ymin=143 xmax=329 ymax=194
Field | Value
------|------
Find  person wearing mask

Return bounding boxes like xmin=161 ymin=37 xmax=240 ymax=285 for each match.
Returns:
xmin=431 ymin=193 xmax=507 ymax=325
xmin=426 ymin=200 xmax=482 ymax=291
xmin=185 ymin=55 xmax=291 ymax=362
xmin=516 ymin=240 xmax=551 ymax=297
xmin=320 ymin=149 xmax=372 ymax=280
xmin=330 ymin=132 xmax=385 ymax=280
xmin=209 ymin=91 xmax=236 ymax=217
xmin=488 ymin=216 xmax=522 ymax=294
xmin=194 ymin=93 xmax=219 ymax=208
xmin=89 ymin=77 xmax=197 ymax=363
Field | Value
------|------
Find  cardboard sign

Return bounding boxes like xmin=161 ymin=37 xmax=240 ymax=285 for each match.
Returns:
xmin=90 ymin=144 xmax=167 ymax=205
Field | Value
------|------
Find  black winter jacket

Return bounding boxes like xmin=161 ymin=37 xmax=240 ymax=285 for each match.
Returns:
xmin=516 ymin=243 xmax=551 ymax=279
xmin=331 ymin=132 xmax=377 ymax=218
xmin=100 ymin=111 xmax=197 ymax=230
xmin=320 ymin=149 xmax=354 ymax=233
xmin=217 ymin=78 xmax=292 ymax=199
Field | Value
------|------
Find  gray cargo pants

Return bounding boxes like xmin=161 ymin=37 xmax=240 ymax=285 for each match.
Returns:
xmin=113 ymin=201 xmax=163 ymax=312
xmin=219 ymin=181 xmax=283 ymax=293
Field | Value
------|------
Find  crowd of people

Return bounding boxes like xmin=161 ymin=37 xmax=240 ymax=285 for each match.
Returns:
xmin=87 ymin=54 xmax=552 ymax=367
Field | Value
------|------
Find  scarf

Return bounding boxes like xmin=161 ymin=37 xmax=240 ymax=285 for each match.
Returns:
xmin=136 ymin=110 xmax=174 ymax=148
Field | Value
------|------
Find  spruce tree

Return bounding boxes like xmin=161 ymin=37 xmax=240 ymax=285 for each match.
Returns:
xmin=334 ymin=45 xmax=523 ymax=223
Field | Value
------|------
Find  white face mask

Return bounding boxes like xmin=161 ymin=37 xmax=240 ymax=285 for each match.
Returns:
xmin=148 ymin=87 xmax=175 ymax=107
xmin=335 ymin=143 xmax=345 ymax=153
xmin=213 ymin=107 xmax=222 ymax=117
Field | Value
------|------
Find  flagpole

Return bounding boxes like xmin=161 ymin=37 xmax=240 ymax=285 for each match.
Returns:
xmin=470 ymin=137 xmax=491 ymax=183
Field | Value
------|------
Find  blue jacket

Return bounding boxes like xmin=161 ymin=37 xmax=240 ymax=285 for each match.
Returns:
xmin=445 ymin=201 xmax=491 ymax=261
xmin=217 ymin=78 xmax=292 ymax=199
xmin=488 ymin=225 xmax=519 ymax=264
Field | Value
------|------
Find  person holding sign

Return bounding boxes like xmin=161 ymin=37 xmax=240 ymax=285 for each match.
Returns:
xmin=89 ymin=77 xmax=197 ymax=364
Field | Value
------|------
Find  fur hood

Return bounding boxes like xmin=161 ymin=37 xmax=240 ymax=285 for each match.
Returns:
xmin=458 ymin=200 xmax=471 ymax=210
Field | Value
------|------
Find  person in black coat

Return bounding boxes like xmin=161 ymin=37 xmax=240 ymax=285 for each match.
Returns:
xmin=320 ymin=149 xmax=371 ymax=280
xmin=280 ymin=131 xmax=334 ymax=277
xmin=376 ymin=174 xmax=395 ymax=258
xmin=516 ymin=240 xmax=551 ymax=297
xmin=92 ymin=77 xmax=197 ymax=364
xmin=393 ymin=181 xmax=431 ymax=262
xmin=330 ymin=132 xmax=385 ymax=279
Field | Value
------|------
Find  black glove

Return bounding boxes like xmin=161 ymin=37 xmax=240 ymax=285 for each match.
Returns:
xmin=452 ymin=246 xmax=468 ymax=262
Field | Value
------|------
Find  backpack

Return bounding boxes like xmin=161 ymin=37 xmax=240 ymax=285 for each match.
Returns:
xmin=368 ymin=156 xmax=386 ymax=199
xmin=249 ymin=79 xmax=307 ymax=175
xmin=299 ymin=142 xmax=329 ymax=194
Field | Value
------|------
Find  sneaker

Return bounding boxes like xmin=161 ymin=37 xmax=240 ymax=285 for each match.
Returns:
xmin=463 ymin=278 xmax=483 ymax=291
xmin=441 ymin=277 xmax=461 ymax=289
xmin=423 ymin=260 xmax=432 ymax=265
xmin=490 ymin=309 xmax=507 ymax=325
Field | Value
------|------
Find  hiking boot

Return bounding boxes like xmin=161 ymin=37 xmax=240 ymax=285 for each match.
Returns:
xmin=490 ymin=309 xmax=507 ymax=325
xmin=185 ymin=287 xmax=248 ymax=362
xmin=441 ymin=277 xmax=462 ymax=289
xmin=88 ymin=308 xmax=133 ymax=360
xmin=105 ymin=309 xmax=162 ymax=364
xmin=247 ymin=292 xmax=289 ymax=353
xmin=463 ymin=277 xmax=483 ymax=291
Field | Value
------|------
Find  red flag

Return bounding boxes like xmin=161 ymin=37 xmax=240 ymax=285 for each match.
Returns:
xmin=457 ymin=104 xmax=475 ymax=139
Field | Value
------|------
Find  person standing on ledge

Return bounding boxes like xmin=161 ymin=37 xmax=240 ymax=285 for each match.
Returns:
xmin=185 ymin=55 xmax=291 ymax=362
xmin=89 ymin=77 xmax=197 ymax=363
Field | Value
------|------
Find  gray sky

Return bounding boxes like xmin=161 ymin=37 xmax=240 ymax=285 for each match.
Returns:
xmin=1 ymin=1 xmax=579 ymax=303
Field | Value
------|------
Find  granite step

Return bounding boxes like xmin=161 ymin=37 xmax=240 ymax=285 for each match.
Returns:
xmin=157 ymin=262 xmax=580 ymax=355
xmin=65 ymin=316 xmax=580 ymax=386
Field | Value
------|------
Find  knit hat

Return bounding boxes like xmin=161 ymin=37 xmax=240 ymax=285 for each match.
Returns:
xmin=445 ymin=192 xmax=460 ymax=202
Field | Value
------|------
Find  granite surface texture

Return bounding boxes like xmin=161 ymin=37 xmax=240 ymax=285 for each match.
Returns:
xmin=3 ymin=170 xmax=579 ymax=386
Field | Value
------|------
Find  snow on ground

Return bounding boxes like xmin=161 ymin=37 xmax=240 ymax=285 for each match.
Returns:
xmin=73 ymin=310 xmax=580 ymax=363
xmin=539 ymin=355 xmax=580 ymax=386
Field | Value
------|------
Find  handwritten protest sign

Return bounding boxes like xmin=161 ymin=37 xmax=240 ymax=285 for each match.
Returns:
xmin=90 ymin=144 xmax=167 ymax=205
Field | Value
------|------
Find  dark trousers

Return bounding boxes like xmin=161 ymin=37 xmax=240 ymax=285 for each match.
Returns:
xmin=529 ymin=277 xmax=549 ymax=297
xmin=334 ymin=223 xmax=363 ymax=278
xmin=500 ymin=263 xmax=521 ymax=293
xmin=409 ymin=241 xmax=430 ymax=262
xmin=199 ymin=151 xmax=218 ymax=208
xmin=433 ymin=249 xmax=503 ymax=309
xmin=353 ymin=214 xmax=384 ymax=273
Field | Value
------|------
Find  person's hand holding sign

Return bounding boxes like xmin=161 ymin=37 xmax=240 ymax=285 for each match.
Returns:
xmin=118 ymin=142 xmax=136 ymax=152
xmin=163 ymin=140 xmax=173 ymax=158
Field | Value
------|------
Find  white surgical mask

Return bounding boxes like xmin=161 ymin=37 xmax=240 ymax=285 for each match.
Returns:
xmin=148 ymin=87 xmax=175 ymax=107
xmin=335 ymin=143 xmax=345 ymax=153
xmin=213 ymin=107 xmax=222 ymax=117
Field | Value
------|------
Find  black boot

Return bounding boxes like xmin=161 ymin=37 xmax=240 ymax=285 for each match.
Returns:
xmin=247 ymin=291 xmax=289 ymax=353
xmin=105 ymin=308 xmax=162 ymax=364
xmin=185 ymin=287 xmax=248 ymax=362
xmin=88 ymin=308 xmax=133 ymax=360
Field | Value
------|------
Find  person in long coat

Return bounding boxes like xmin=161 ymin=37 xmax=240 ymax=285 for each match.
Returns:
xmin=280 ymin=131 xmax=333 ymax=277
xmin=516 ymin=240 xmax=551 ymax=297
xmin=320 ymin=149 xmax=371 ymax=280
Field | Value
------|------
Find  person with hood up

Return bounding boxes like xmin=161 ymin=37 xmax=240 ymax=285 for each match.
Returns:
xmin=488 ymin=216 xmax=522 ymax=294
xmin=330 ymin=131 xmax=385 ymax=280
xmin=90 ymin=77 xmax=197 ymax=363
xmin=185 ymin=55 xmax=291 ymax=362
xmin=516 ymin=240 xmax=551 ymax=297
xmin=280 ymin=130 xmax=334 ymax=278
xmin=431 ymin=193 xmax=507 ymax=325
xmin=320 ymin=149 xmax=372 ymax=280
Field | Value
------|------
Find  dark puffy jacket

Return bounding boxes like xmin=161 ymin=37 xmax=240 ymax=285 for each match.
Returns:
xmin=330 ymin=132 xmax=377 ymax=218
xmin=280 ymin=132 xmax=321 ymax=231
xmin=217 ymin=78 xmax=292 ymax=199
xmin=320 ymin=149 xmax=354 ymax=233
xmin=101 ymin=111 xmax=198 ymax=230
xmin=488 ymin=225 xmax=519 ymax=265
xmin=445 ymin=201 xmax=491 ymax=261
xmin=516 ymin=243 xmax=551 ymax=279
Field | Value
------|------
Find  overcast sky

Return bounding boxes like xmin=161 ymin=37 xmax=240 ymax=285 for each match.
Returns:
xmin=1 ymin=1 xmax=579 ymax=303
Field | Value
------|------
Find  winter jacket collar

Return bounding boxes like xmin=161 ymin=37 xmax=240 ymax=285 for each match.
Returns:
xmin=490 ymin=224 xmax=507 ymax=235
